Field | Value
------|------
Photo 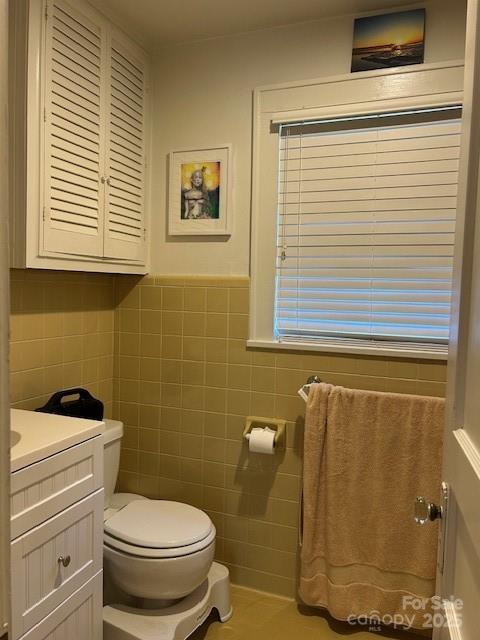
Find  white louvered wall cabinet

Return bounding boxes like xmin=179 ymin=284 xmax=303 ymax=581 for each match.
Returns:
xmin=10 ymin=0 xmax=150 ymax=273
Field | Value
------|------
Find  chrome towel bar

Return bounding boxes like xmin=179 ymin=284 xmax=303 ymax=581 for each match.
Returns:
xmin=298 ymin=375 xmax=322 ymax=402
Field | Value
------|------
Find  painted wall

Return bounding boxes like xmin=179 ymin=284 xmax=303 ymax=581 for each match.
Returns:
xmin=150 ymin=0 xmax=467 ymax=276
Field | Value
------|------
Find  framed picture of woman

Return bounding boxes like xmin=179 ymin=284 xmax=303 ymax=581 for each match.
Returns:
xmin=168 ymin=145 xmax=232 ymax=236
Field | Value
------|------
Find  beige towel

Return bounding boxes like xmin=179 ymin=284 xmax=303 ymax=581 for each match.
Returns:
xmin=299 ymin=383 xmax=444 ymax=629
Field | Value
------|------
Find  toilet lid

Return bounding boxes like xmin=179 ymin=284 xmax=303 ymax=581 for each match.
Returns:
xmin=104 ymin=500 xmax=213 ymax=548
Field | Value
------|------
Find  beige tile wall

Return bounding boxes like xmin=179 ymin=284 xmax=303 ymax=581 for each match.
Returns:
xmin=9 ymin=269 xmax=447 ymax=596
xmin=10 ymin=269 xmax=116 ymax=416
xmin=113 ymin=274 xmax=447 ymax=597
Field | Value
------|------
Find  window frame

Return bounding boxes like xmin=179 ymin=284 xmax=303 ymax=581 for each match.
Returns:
xmin=249 ymin=61 xmax=464 ymax=360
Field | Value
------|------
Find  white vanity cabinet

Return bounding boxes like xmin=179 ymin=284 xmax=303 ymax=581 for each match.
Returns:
xmin=10 ymin=0 xmax=150 ymax=273
xmin=10 ymin=411 xmax=104 ymax=640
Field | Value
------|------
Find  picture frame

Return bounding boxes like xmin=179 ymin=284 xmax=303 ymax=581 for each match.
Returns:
xmin=351 ymin=9 xmax=425 ymax=73
xmin=168 ymin=144 xmax=233 ymax=236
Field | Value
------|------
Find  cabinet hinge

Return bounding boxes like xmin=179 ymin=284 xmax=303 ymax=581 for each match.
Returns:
xmin=42 ymin=207 xmax=46 ymax=221
xmin=45 ymin=3 xmax=48 ymax=20
xmin=43 ymin=108 xmax=47 ymax=123
xmin=143 ymin=228 xmax=146 ymax=241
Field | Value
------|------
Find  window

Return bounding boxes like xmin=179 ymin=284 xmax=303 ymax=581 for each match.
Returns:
xmin=274 ymin=107 xmax=461 ymax=355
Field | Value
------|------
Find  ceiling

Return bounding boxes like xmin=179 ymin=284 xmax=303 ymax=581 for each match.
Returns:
xmin=88 ymin=0 xmax=420 ymax=50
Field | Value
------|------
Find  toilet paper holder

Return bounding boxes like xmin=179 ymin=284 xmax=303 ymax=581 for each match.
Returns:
xmin=243 ymin=416 xmax=287 ymax=447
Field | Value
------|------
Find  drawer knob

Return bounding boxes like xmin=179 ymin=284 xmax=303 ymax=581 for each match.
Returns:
xmin=58 ymin=555 xmax=71 ymax=568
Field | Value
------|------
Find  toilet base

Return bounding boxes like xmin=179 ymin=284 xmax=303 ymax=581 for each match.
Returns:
xmin=103 ymin=562 xmax=232 ymax=640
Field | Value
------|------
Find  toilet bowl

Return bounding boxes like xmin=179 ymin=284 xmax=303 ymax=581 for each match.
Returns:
xmin=103 ymin=495 xmax=216 ymax=600
xmin=102 ymin=420 xmax=216 ymax=602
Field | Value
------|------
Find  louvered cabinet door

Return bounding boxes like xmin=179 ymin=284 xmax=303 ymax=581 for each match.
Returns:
xmin=43 ymin=0 xmax=106 ymax=258
xmin=104 ymin=30 xmax=148 ymax=262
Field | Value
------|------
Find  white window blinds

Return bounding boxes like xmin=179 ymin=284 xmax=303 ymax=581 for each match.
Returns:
xmin=275 ymin=108 xmax=461 ymax=351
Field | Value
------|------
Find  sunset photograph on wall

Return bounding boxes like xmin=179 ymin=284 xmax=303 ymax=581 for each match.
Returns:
xmin=351 ymin=9 xmax=425 ymax=73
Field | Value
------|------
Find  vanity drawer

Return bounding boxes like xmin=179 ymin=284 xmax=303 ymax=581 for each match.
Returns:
xmin=11 ymin=490 xmax=103 ymax=640
xmin=11 ymin=436 xmax=103 ymax=539
xmin=17 ymin=571 xmax=103 ymax=640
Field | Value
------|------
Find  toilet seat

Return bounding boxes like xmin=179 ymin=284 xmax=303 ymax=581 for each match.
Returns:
xmin=104 ymin=528 xmax=216 ymax=558
xmin=104 ymin=499 xmax=216 ymax=559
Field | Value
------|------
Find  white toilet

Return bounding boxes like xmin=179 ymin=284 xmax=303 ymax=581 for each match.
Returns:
xmin=102 ymin=419 xmax=232 ymax=640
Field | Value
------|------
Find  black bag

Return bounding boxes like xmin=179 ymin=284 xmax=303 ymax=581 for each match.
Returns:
xmin=35 ymin=388 xmax=104 ymax=420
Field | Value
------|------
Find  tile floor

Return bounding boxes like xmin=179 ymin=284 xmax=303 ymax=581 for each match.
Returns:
xmin=191 ymin=585 xmax=426 ymax=640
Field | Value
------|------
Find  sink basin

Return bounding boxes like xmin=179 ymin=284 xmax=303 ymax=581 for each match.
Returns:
xmin=10 ymin=430 xmax=21 ymax=447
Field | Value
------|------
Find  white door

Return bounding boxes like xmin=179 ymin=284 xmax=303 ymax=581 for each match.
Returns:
xmin=0 ymin=0 xmax=10 ymax=635
xmin=426 ymin=1 xmax=480 ymax=638
xmin=42 ymin=0 xmax=107 ymax=258
xmin=103 ymin=27 xmax=148 ymax=262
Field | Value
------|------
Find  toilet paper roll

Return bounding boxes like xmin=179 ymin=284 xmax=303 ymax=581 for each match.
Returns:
xmin=246 ymin=426 xmax=276 ymax=455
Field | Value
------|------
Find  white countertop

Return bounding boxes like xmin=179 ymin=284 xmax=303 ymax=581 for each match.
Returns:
xmin=10 ymin=409 xmax=104 ymax=472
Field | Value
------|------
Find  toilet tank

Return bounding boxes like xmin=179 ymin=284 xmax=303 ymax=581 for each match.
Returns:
xmin=103 ymin=419 xmax=123 ymax=507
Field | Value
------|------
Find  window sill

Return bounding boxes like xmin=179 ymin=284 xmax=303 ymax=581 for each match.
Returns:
xmin=246 ymin=339 xmax=448 ymax=361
